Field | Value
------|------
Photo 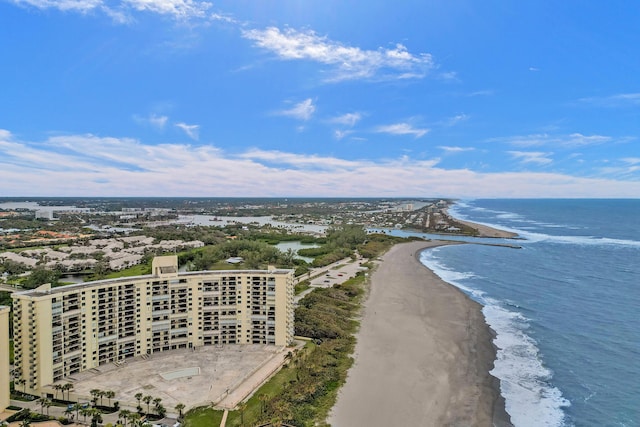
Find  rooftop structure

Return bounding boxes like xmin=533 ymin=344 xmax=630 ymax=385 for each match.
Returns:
xmin=11 ymin=256 xmax=294 ymax=397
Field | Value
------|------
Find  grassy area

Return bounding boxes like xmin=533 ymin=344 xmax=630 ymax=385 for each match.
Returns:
xmin=294 ymin=280 xmax=310 ymax=295
xmin=103 ymin=263 xmax=151 ymax=279
xmin=182 ymin=406 xmax=224 ymax=427
xmin=224 ymin=343 xmax=316 ymax=427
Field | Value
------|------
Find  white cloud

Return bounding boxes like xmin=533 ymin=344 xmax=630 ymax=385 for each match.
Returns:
xmin=123 ymin=0 xmax=210 ymax=19
xmin=149 ymin=114 xmax=169 ymax=129
xmin=438 ymin=71 xmax=458 ymax=81
xmin=334 ymin=130 xmax=353 ymax=141
xmin=508 ymin=151 xmax=553 ymax=165
xmin=376 ymin=123 xmax=429 ymax=138
xmin=134 ymin=113 xmax=169 ymax=130
xmin=330 ymin=112 xmax=362 ymax=127
xmin=443 ymin=114 xmax=468 ymax=127
xmin=577 ymin=92 xmax=640 ymax=107
xmin=175 ymin=122 xmax=200 ymax=140
xmin=467 ymin=90 xmax=494 ymax=97
xmin=622 ymin=157 xmax=640 ymax=165
xmin=11 ymin=0 xmax=214 ymax=21
xmin=493 ymin=133 xmax=615 ymax=148
xmin=242 ymin=26 xmax=435 ymax=82
xmin=12 ymin=0 xmax=103 ymax=12
xmin=439 ymin=146 xmax=475 ymax=153
xmin=2 ymin=131 xmax=640 ymax=198
xmin=239 ymin=149 xmax=358 ymax=169
xmin=276 ymin=99 xmax=316 ymax=121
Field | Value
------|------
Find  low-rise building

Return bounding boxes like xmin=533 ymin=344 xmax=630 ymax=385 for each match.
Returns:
xmin=11 ymin=256 xmax=294 ymax=397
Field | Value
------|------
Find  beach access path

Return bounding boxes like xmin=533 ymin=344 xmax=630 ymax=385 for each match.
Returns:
xmin=328 ymin=240 xmax=511 ymax=427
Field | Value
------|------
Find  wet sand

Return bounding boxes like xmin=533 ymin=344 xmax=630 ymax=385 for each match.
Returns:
xmin=328 ymin=241 xmax=511 ymax=427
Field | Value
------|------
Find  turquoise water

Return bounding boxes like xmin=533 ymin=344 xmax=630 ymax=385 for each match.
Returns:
xmin=416 ymin=200 xmax=640 ymax=426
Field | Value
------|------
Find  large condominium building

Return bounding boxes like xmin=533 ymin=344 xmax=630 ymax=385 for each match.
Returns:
xmin=0 ymin=306 xmax=9 ymax=413
xmin=11 ymin=256 xmax=295 ymax=397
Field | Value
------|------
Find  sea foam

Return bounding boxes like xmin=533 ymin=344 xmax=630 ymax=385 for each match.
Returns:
xmin=420 ymin=249 xmax=570 ymax=427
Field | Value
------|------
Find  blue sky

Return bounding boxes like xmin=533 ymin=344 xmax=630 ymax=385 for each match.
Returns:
xmin=1 ymin=0 xmax=639 ymax=197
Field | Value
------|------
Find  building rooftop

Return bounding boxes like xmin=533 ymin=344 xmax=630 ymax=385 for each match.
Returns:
xmin=13 ymin=267 xmax=294 ymax=298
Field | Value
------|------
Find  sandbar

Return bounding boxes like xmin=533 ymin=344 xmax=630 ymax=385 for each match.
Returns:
xmin=328 ymin=240 xmax=511 ymax=427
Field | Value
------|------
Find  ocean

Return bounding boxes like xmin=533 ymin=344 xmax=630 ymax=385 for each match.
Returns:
xmin=395 ymin=199 xmax=639 ymax=426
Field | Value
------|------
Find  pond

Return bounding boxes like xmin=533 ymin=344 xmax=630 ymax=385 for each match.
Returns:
xmin=274 ymin=241 xmax=320 ymax=264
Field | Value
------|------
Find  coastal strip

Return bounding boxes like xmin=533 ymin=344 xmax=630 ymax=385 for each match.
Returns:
xmin=328 ymin=240 xmax=512 ymax=427
xmin=449 ymin=211 xmax=519 ymax=239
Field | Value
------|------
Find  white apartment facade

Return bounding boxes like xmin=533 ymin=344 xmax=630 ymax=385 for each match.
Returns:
xmin=11 ymin=256 xmax=295 ymax=396
xmin=0 ymin=306 xmax=9 ymax=413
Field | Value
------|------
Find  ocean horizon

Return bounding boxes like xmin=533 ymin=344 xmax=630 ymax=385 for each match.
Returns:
xmin=414 ymin=199 xmax=640 ymax=426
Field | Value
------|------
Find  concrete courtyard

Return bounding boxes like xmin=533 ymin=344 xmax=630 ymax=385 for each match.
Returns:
xmin=62 ymin=344 xmax=292 ymax=412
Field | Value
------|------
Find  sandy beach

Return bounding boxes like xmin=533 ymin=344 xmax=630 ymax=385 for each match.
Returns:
xmin=457 ymin=218 xmax=519 ymax=239
xmin=328 ymin=240 xmax=511 ymax=427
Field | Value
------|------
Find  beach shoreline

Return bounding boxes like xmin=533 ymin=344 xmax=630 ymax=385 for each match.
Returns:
xmin=446 ymin=208 xmax=520 ymax=239
xmin=328 ymin=240 xmax=512 ymax=426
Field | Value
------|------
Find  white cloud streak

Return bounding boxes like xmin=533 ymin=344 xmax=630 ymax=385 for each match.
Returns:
xmin=134 ymin=113 xmax=169 ymax=130
xmin=376 ymin=123 xmax=429 ymax=138
xmin=577 ymin=92 xmax=640 ymax=107
xmin=276 ymin=99 xmax=316 ymax=121
xmin=493 ymin=133 xmax=616 ymax=148
xmin=508 ymin=151 xmax=553 ymax=165
xmin=11 ymin=0 xmax=103 ymax=12
xmin=123 ymin=0 xmax=210 ymax=18
xmin=242 ymin=26 xmax=435 ymax=82
xmin=1 ymin=131 xmax=640 ymax=198
xmin=175 ymin=122 xmax=200 ymax=140
xmin=11 ymin=0 xmax=214 ymax=21
xmin=443 ymin=114 xmax=468 ymax=127
xmin=439 ymin=146 xmax=475 ymax=153
xmin=330 ymin=112 xmax=362 ymax=127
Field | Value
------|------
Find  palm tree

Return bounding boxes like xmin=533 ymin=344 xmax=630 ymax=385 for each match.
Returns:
xmin=237 ymin=402 xmax=246 ymax=427
xmin=142 ymin=395 xmax=152 ymax=415
xmin=90 ymin=408 xmax=102 ymax=427
xmin=153 ymin=397 xmax=162 ymax=414
xmin=128 ymin=412 xmax=141 ymax=427
xmin=80 ymin=407 xmax=92 ymax=423
xmin=19 ymin=416 xmax=31 ymax=427
xmin=38 ymin=397 xmax=48 ymax=415
xmin=174 ymin=403 xmax=185 ymax=420
xmin=105 ymin=390 xmax=116 ymax=407
xmin=134 ymin=392 xmax=143 ymax=409
xmin=44 ymin=399 xmax=52 ymax=416
xmin=63 ymin=383 xmax=74 ymax=401
xmin=64 ymin=407 xmax=73 ymax=421
xmin=156 ymin=404 xmax=166 ymax=419
xmin=53 ymin=384 xmax=62 ymax=400
xmin=90 ymin=389 xmax=101 ymax=406
xmin=258 ymin=394 xmax=269 ymax=416
xmin=119 ymin=409 xmax=131 ymax=427
xmin=73 ymin=403 xmax=82 ymax=421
